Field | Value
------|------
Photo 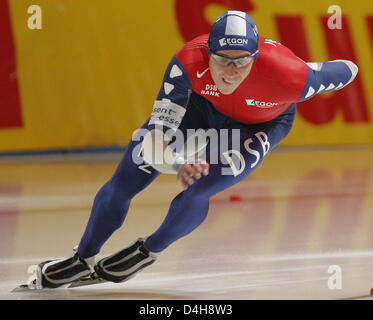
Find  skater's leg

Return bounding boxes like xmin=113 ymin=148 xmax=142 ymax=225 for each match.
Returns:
xmin=32 ymin=121 xmax=161 ymax=288
xmin=78 ymin=123 xmax=160 ymax=258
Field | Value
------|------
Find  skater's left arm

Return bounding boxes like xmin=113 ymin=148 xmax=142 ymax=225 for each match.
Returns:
xmin=297 ymin=60 xmax=358 ymax=101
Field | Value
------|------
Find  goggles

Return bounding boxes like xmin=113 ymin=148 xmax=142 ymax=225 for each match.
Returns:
xmin=210 ymin=50 xmax=258 ymax=68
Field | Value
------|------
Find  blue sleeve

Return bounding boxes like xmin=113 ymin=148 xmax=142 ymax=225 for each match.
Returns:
xmin=148 ymin=56 xmax=192 ymax=134
xmin=298 ymin=60 xmax=358 ymax=102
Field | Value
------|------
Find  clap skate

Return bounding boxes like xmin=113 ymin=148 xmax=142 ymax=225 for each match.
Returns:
xmin=94 ymin=238 xmax=159 ymax=283
xmin=12 ymin=247 xmax=99 ymax=292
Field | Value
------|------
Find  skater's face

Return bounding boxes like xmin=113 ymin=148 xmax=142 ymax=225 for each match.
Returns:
xmin=209 ymin=50 xmax=254 ymax=95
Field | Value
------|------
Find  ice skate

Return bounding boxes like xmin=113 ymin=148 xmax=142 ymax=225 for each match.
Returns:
xmin=12 ymin=247 xmax=95 ymax=292
xmin=94 ymin=238 xmax=159 ymax=283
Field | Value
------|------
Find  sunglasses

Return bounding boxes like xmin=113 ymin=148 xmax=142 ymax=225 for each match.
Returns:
xmin=210 ymin=50 xmax=258 ymax=68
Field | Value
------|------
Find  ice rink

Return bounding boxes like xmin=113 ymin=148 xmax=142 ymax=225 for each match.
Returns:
xmin=1 ymin=146 xmax=373 ymax=300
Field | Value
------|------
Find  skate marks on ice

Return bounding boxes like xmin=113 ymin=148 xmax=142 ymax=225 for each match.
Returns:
xmin=10 ymin=282 xmax=195 ymax=300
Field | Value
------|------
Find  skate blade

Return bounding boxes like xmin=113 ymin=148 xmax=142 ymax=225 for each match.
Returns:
xmin=11 ymin=284 xmax=34 ymax=293
xmin=11 ymin=273 xmax=105 ymax=292
xmin=67 ymin=273 xmax=106 ymax=288
xmin=11 ymin=284 xmax=50 ymax=293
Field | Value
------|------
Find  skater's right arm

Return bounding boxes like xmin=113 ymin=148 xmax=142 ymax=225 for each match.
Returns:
xmin=148 ymin=56 xmax=192 ymax=137
xmin=142 ymin=128 xmax=209 ymax=188
xmin=143 ymin=55 xmax=210 ymax=185
xmin=177 ymin=161 xmax=209 ymax=189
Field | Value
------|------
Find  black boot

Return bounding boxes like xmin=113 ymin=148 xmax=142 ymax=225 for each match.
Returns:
xmin=94 ymin=238 xmax=159 ymax=283
xmin=36 ymin=247 xmax=94 ymax=288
